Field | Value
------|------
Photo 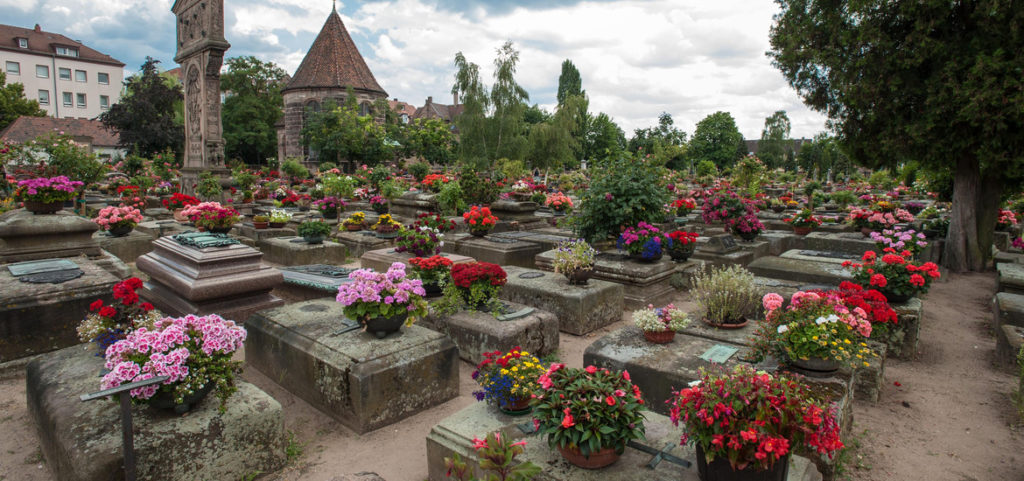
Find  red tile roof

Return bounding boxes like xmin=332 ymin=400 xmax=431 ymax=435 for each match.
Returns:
xmin=284 ymin=11 xmax=386 ymax=96
xmin=413 ymin=97 xmax=463 ymax=123
xmin=389 ymin=99 xmax=416 ymax=118
xmin=0 ymin=116 xmax=120 ymax=148
xmin=0 ymin=23 xmax=124 ymax=67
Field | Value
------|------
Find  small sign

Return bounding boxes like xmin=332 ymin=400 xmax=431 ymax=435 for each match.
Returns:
xmin=699 ymin=344 xmax=739 ymax=363
xmin=518 ymin=272 xmax=545 ymax=279
xmin=8 ymin=259 xmax=79 ymax=277
xmin=701 ymin=234 xmax=739 ymax=254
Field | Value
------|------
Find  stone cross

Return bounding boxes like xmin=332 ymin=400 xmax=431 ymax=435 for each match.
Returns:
xmin=172 ymin=0 xmax=230 ymax=195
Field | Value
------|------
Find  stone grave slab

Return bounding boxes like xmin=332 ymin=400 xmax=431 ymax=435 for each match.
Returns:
xmin=781 ymin=249 xmax=861 ymax=265
xmin=747 ymin=253 xmax=853 ymax=287
xmin=135 ymin=220 xmax=189 ymax=238
xmin=334 ymin=230 xmax=394 ymax=259
xmin=488 ymin=231 xmax=573 ymax=252
xmin=137 ymin=234 xmax=284 ymax=322
xmin=488 ymin=199 xmax=540 ymax=222
xmin=535 ymin=250 xmax=679 ymax=310
xmin=737 ymin=239 xmax=771 ymax=259
xmin=259 ymin=236 xmax=348 ymax=266
xmin=0 ymin=256 xmax=120 ymax=362
xmin=0 ymin=210 xmax=101 ymax=262
xmin=94 ymin=229 xmax=156 ymax=264
xmin=887 ymin=298 xmax=923 ymax=360
xmin=996 ymin=324 xmax=1024 ymax=370
xmin=425 ymin=402 xmax=823 ymax=481
xmin=275 ymin=264 xmax=356 ymax=301
xmin=444 ymin=233 xmax=546 ymax=268
xmin=245 ymin=299 xmax=459 ymax=434
xmin=420 ymin=301 xmax=558 ymax=364
xmin=993 ymin=292 xmax=1024 ymax=331
xmin=26 ymin=346 xmax=285 ymax=481
xmin=799 ymin=232 xmax=876 ymax=257
xmin=390 ymin=191 xmax=439 ymax=218
xmin=236 ymin=224 xmax=297 ymax=241
xmin=360 ymin=247 xmax=474 ymax=273
xmin=142 ymin=207 xmax=173 ymax=220
xmin=998 ymin=262 xmax=1024 ymax=294
xmin=499 ymin=266 xmax=624 ymax=335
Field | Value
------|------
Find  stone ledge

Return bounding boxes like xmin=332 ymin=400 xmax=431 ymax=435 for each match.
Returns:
xmin=499 ymin=266 xmax=624 ymax=335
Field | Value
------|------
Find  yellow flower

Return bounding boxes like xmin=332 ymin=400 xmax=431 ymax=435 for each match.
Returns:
xmin=844 ymin=339 xmax=851 ymax=344
xmin=500 ymin=369 xmax=509 ymax=375
xmin=812 ymin=336 xmax=818 ymax=340
xmin=511 ymin=366 xmax=518 ymax=372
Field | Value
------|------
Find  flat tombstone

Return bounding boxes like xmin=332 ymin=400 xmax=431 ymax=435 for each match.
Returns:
xmin=499 ymin=266 xmax=624 ymax=335
xmin=421 ymin=300 xmax=558 ymax=364
xmin=701 ymin=234 xmax=740 ymax=254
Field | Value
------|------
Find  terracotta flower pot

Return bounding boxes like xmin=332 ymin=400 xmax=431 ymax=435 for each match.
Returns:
xmin=345 ymin=223 xmax=364 ymax=231
xmin=253 ymin=221 xmax=269 ymax=229
xmin=703 ymin=317 xmax=749 ymax=329
xmin=793 ymin=226 xmax=813 ymax=236
xmin=499 ymin=396 xmax=533 ymax=416
xmin=557 ymin=445 xmax=620 ymax=469
xmin=173 ymin=208 xmax=188 ymax=222
xmin=643 ymin=329 xmax=676 ymax=344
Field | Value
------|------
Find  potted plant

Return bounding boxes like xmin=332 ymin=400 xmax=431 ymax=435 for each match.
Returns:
xmin=690 ymin=264 xmax=761 ymax=328
xmin=342 ymin=211 xmax=367 ymax=231
xmin=842 ymin=249 xmax=941 ymax=302
xmin=701 ymin=190 xmax=749 ymax=226
xmin=754 ymin=291 xmax=876 ymax=376
xmin=784 ymin=209 xmax=821 ymax=236
xmin=869 ymin=226 xmax=928 ymax=259
xmin=394 ymin=225 xmax=444 ymax=257
xmin=997 ymin=209 xmax=1018 ymax=232
xmin=668 ymin=364 xmax=844 ymax=481
xmin=15 ymin=176 xmax=84 ymax=214
xmin=414 ymin=212 xmax=457 ymax=233
xmin=616 ymin=222 xmax=670 ymax=262
xmin=510 ymin=179 xmax=533 ymax=201
xmin=252 ymin=215 xmax=269 ymax=229
xmin=182 ymin=202 xmax=241 ymax=234
xmin=533 ymin=364 xmax=646 ymax=469
xmin=463 ymin=205 xmax=498 ymax=237
xmin=472 ymin=347 xmax=548 ymax=414
xmin=163 ymin=192 xmax=200 ymax=221
xmin=93 ymin=205 xmax=144 ymax=237
xmin=768 ymin=198 xmax=786 ymax=213
xmin=335 ymin=262 xmax=428 ymax=338
xmin=552 ymin=239 xmax=597 ymax=285
xmin=268 ymin=209 xmax=292 ymax=228
xmin=903 ymin=201 xmax=926 ymax=215
xmin=421 ymin=173 xmax=451 ymax=193
xmin=545 ymin=192 xmax=573 ymax=215
xmin=633 ymin=303 xmax=691 ymax=344
xmin=313 ymin=196 xmax=345 ymax=218
xmin=444 ymin=261 xmax=507 ymax=312
xmin=372 ymin=213 xmax=402 ymax=238
xmin=100 ymin=313 xmax=247 ymax=414
xmin=672 ymin=197 xmax=697 ymax=217
xmin=444 ymin=432 xmax=541 ymax=481
xmin=370 ymin=195 xmax=389 ymax=214
xmin=731 ymin=213 xmax=764 ymax=241
xmin=298 ymin=219 xmax=331 ymax=244
xmin=666 ymin=230 xmax=699 ymax=262
xmin=408 ymin=255 xmax=453 ymax=296
xmin=77 ymin=278 xmax=160 ymax=355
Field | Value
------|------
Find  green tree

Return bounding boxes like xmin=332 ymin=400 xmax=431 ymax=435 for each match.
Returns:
xmin=769 ymin=0 xmax=1024 ymax=272
xmin=451 ymin=51 xmax=491 ymax=165
xmin=220 ymin=56 xmax=287 ymax=165
xmin=581 ymin=112 xmax=626 ymax=163
xmin=689 ymin=111 xmax=743 ymax=169
xmin=489 ymin=41 xmax=530 ymax=162
xmin=99 ymin=57 xmax=183 ymax=157
xmin=556 ymin=59 xmax=583 ymax=106
xmin=0 ymin=72 xmax=46 ymax=130
xmin=628 ymin=112 xmax=687 ymax=168
xmin=301 ymin=96 xmax=393 ymax=168
xmin=526 ymin=95 xmax=585 ymax=170
xmin=404 ymin=118 xmax=456 ymax=165
xmin=759 ymin=110 xmax=792 ymax=170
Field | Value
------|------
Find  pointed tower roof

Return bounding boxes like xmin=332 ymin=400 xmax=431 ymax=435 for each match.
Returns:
xmin=283 ymin=10 xmax=387 ymax=95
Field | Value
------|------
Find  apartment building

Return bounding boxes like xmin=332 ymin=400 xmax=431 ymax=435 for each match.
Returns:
xmin=0 ymin=23 xmax=124 ymax=120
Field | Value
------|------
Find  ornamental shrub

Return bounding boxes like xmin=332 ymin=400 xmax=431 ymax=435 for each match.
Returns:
xmin=690 ymin=264 xmax=761 ymax=325
xmin=575 ymin=157 xmax=670 ymax=243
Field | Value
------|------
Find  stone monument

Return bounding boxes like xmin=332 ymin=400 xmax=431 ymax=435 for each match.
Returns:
xmin=172 ymin=0 xmax=230 ymax=195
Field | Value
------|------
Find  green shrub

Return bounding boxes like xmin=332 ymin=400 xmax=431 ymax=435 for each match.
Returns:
xmin=408 ymin=161 xmax=430 ymax=182
xmin=297 ymin=220 xmax=331 ymax=237
xmin=318 ymin=161 xmax=337 ymax=172
xmin=196 ymin=172 xmax=223 ymax=200
xmin=458 ymin=166 xmax=499 ymax=206
xmin=282 ymin=158 xmax=309 ymax=180
xmin=130 ymin=175 xmax=155 ymax=191
xmin=868 ymin=170 xmax=896 ymax=190
xmin=575 ymin=157 xmax=670 ymax=243
xmin=232 ymin=169 xmax=258 ymax=190
xmin=496 ymin=158 xmax=526 ymax=181
xmin=322 ymin=174 xmax=355 ymax=199
xmin=690 ymin=264 xmax=761 ymax=325
xmin=437 ymin=181 xmax=467 ymax=216
xmin=695 ymin=159 xmax=718 ymax=178
xmin=830 ymin=190 xmax=857 ymax=208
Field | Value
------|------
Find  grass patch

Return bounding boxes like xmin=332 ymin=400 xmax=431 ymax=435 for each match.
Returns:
xmin=835 ymin=427 xmax=872 ymax=479
xmin=285 ymin=430 xmax=305 ymax=465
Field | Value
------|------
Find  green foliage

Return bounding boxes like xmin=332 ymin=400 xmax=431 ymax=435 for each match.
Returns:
xmin=407 ymin=161 xmax=430 ymax=181
xmin=628 ymin=112 xmax=687 ymax=168
xmin=284 ymin=430 xmax=304 ymax=465
xmin=868 ymin=170 xmax=896 ymax=190
xmin=731 ymin=156 xmax=767 ymax=195
xmin=581 ymin=112 xmax=626 ymax=163
xmin=830 ymin=189 xmax=857 ymax=208
xmin=302 ymin=96 xmax=393 ymax=168
xmin=557 ymin=59 xmax=584 ymax=106
xmin=119 ymin=153 xmax=146 ymax=177
xmin=99 ymin=57 xmax=183 ymax=157
xmin=221 ymin=56 xmax=287 ymax=164
xmin=130 ymin=175 xmax=155 ymax=191
xmin=232 ymin=168 xmax=258 ymax=190
xmin=444 ymin=432 xmax=542 ymax=481
xmin=0 ymin=72 xmax=46 ymax=130
xmin=457 ymin=167 xmax=499 ymax=206
xmin=403 ymin=118 xmax=455 ymax=165
xmin=759 ymin=110 xmax=793 ymax=170
xmin=495 ymin=158 xmax=526 ymax=181
xmin=318 ymin=162 xmax=337 ymax=171
xmin=321 ymin=173 xmax=355 ymax=199
xmin=574 ymin=157 xmax=670 ymax=243
xmin=297 ymin=219 xmax=331 ymax=237
xmin=689 ymin=111 xmax=743 ymax=169
xmin=695 ymin=159 xmax=718 ymax=178
xmin=281 ymin=158 xmax=309 ymax=180
xmin=27 ymin=132 xmax=105 ymax=186
xmin=437 ymin=179 xmax=467 ymax=216
xmin=690 ymin=264 xmax=762 ymax=325
xmin=196 ymin=172 xmax=223 ymax=200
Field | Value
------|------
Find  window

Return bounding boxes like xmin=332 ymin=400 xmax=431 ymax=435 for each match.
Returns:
xmin=17 ymin=38 xmax=27 ymax=48
xmin=99 ymin=95 xmax=109 ymax=110
xmin=62 ymin=92 xmax=72 ymax=107
xmin=59 ymin=68 xmax=71 ymax=80
xmin=38 ymin=90 xmax=49 ymax=105
xmin=97 ymin=72 xmax=109 ymax=85
xmin=5 ymin=61 xmax=19 ymax=75
xmin=75 ymin=70 xmax=86 ymax=82
xmin=36 ymin=65 xmax=48 ymax=78
xmin=55 ymin=46 xmax=79 ymax=57
xmin=76 ymin=93 xmax=86 ymax=108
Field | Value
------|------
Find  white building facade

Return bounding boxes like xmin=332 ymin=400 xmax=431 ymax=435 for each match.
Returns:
xmin=0 ymin=24 xmax=124 ymax=120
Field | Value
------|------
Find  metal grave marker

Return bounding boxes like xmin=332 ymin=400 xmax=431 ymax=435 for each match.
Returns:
xmin=699 ymin=344 xmax=739 ymax=363
xmin=172 ymin=232 xmax=240 ymax=249
xmin=7 ymin=258 xmax=79 ymax=276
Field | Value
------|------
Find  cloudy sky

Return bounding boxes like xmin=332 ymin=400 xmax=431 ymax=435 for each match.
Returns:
xmin=1 ymin=0 xmax=829 ymax=139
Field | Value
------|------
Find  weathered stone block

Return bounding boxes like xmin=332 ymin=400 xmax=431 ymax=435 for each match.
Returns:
xmin=0 ymin=210 xmax=102 ymax=262
xmin=425 ymin=402 xmax=823 ymax=481
xmin=134 ymin=220 xmax=189 ymax=238
xmin=360 ymin=247 xmax=474 ymax=273
xmin=259 ymin=236 xmax=349 ymax=266
xmin=499 ymin=266 xmax=623 ymax=335
xmin=747 ymin=254 xmax=853 ymax=286
xmin=854 ymin=341 xmax=887 ymax=403
xmin=444 ymin=234 xmax=546 ymax=269
xmin=334 ymin=230 xmax=393 ymax=259
xmin=245 ymin=299 xmax=459 ymax=433
xmin=998 ymin=262 xmax=1024 ymax=294
xmin=26 ymin=346 xmax=286 ymax=481
xmin=536 ymin=250 xmax=678 ymax=310
xmin=421 ymin=301 xmax=559 ymax=364
xmin=94 ymin=229 xmax=156 ymax=264
xmin=996 ymin=324 xmax=1024 ymax=371
xmin=236 ymin=224 xmax=297 ymax=241
xmin=799 ymin=232 xmax=876 ymax=256
xmin=994 ymin=292 xmax=1024 ymax=331
xmin=890 ymin=298 xmax=923 ymax=360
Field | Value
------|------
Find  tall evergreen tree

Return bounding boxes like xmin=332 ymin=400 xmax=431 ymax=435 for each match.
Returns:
xmin=556 ymin=59 xmax=583 ymax=106
xmin=759 ymin=110 xmax=792 ymax=169
xmin=99 ymin=57 xmax=183 ymax=157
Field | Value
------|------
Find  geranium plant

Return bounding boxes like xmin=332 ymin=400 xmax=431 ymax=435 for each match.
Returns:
xmin=616 ymin=222 xmax=671 ymax=260
xmin=472 ymin=347 xmax=548 ymax=409
xmin=335 ymin=262 xmax=428 ymax=327
xmin=869 ymin=226 xmax=928 ymax=258
xmin=101 ymin=313 xmax=248 ymax=411
xmin=313 ymin=196 xmax=345 ymax=215
xmin=843 ymin=250 xmax=941 ymax=300
xmin=669 ymin=365 xmax=844 ymax=472
xmin=414 ymin=212 xmax=457 ymax=232
xmin=731 ymin=212 xmax=764 ymax=239
xmin=15 ymin=176 xmax=83 ymax=203
xmin=182 ymin=202 xmax=240 ymax=230
xmin=93 ymin=205 xmax=144 ymax=232
xmin=701 ymin=190 xmax=749 ymax=225
xmin=997 ymin=209 xmax=1018 ymax=231
xmin=422 ymin=173 xmax=451 ymax=192
xmin=545 ymin=192 xmax=573 ymax=212
xmin=633 ymin=303 xmax=690 ymax=332
xmin=77 ymin=277 xmax=160 ymax=353
xmin=162 ymin=192 xmax=199 ymax=210
xmin=462 ymin=206 xmax=498 ymax=234
xmin=784 ymin=209 xmax=822 ymax=229
xmin=444 ymin=261 xmax=507 ymax=312
xmin=672 ymin=197 xmax=697 ymax=216
xmin=408 ymin=255 xmax=453 ymax=287
xmin=666 ymin=230 xmax=699 ymax=253
xmin=532 ymin=364 xmax=646 ymax=458
xmin=395 ymin=225 xmax=443 ymax=257
xmin=754 ymin=291 xmax=876 ymax=369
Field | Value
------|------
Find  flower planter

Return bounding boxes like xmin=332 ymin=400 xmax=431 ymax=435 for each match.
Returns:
xmin=499 ymin=396 xmax=533 ymax=416
xmin=878 ymin=290 xmax=913 ymax=303
xmin=422 ymin=282 xmax=444 ymax=297
xmin=269 ymin=222 xmax=286 ymax=228
xmin=643 ymin=329 xmax=676 ymax=344
xmin=23 ymin=200 xmax=64 ymax=214
xmin=556 ymin=445 xmax=620 ymax=469
xmin=552 ymin=209 xmax=567 ymax=217
xmin=344 ymin=223 xmax=364 ymax=231
xmin=253 ymin=221 xmax=269 ymax=229
xmin=696 ymin=443 xmax=789 ymax=481
xmin=375 ymin=230 xmax=400 ymax=239
xmin=107 ymin=224 xmax=134 ymax=237
xmin=668 ymin=244 xmax=695 ymax=262
xmin=209 ymin=226 xmax=233 ymax=234
xmin=703 ymin=317 xmax=749 ymax=329
xmin=321 ymin=208 xmax=338 ymax=219
xmin=787 ymin=356 xmax=842 ymax=377
xmin=792 ymin=226 xmax=813 ymax=236
xmin=734 ymin=230 xmax=759 ymax=242
xmin=173 ymin=208 xmax=189 ymax=222
xmin=362 ymin=312 xmax=408 ymax=339
xmin=564 ymin=268 xmax=594 ymax=286
xmin=627 ymin=251 xmax=663 ymax=263
xmin=469 ymin=229 xmax=489 ymax=238
xmin=148 ymin=383 xmax=214 ymax=415
xmin=372 ymin=204 xmax=389 ymax=214
xmin=771 ymin=206 xmax=786 ymax=213
xmin=303 ymin=235 xmax=325 ymax=245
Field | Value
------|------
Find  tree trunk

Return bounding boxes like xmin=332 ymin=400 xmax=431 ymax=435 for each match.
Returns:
xmin=943 ymin=155 xmax=982 ymax=272
xmin=975 ymin=168 xmax=1003 ymax=270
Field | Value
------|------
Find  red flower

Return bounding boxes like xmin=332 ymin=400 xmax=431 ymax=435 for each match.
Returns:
xmin=140 ymin=302 xmax=154 ymax=311
xmin=605 ymin=396 xmax=616 ymax=406
xmin=585 ymin=365 xmax=598 ymax=374
xmin=909 ymin=274 xmax=925 ymax=287
xmin=561 ymin=409 xmax=575 ymax=428
xmin=89 ymin=299 xmax=104 ymax=312
xmin=869 ymin=274 xmax=888 ymax=288
xmin=99 ymin=306 xmax=117 ymax=318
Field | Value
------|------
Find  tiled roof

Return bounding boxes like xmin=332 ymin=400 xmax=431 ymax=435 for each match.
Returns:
xmin=0 ymin=23 xmax=124 ymax=67
xmin=0 ymin=116 xmax=120 ymax=148
xmin=412 ymin=97 xmax=463 ymax=123
xmin=283 ymin=11 xmax=386 ymax=95
xmin=389 ymin=99 xmax=416 ymax=118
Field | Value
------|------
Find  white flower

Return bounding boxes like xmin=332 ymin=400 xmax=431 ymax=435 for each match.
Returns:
xmin=777 ymin=325 xmax=789 ymax=333
xmin=827 ymin=314 xmax=840 ymax=323
xmin=687 ymin=380 xmax=702 ymax=387
xmin=815 ymin=316 xmax=828 ymax=325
